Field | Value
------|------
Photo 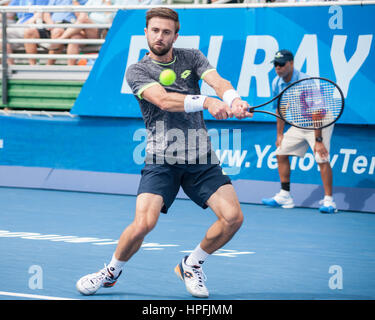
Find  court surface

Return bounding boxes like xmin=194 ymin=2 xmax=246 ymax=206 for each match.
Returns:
xmin=1 ymin=186 xmax=375 ymax=300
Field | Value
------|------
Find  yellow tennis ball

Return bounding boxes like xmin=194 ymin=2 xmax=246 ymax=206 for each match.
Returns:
xmin=159 ymin=69 xmax=176 ymax=86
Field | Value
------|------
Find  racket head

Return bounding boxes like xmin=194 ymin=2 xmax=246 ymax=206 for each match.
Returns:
xmin=277 ymin=77 xmax=345 ymax=130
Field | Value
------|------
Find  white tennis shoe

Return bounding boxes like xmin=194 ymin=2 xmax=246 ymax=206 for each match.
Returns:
xmin=319 ymin=197 xmax=338 ymax=214
xmin=262 ymin=191 xmax=295 ymax=209
xmin=76 ymin=265 xmax=121 ymax=296
xmin=175 ymin=256 xmax=209 ymax=298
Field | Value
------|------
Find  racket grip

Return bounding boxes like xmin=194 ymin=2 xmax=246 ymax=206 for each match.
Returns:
xmin=249 ymin=107 xmax=255 ymax=113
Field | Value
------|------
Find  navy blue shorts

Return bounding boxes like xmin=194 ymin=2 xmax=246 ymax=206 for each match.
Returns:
xmin=137 ymin=161 xmax=231 ymax=214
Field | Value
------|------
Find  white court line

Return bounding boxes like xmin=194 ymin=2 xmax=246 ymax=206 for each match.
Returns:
xmin=0 ymin=291 xmax=80 ymax=300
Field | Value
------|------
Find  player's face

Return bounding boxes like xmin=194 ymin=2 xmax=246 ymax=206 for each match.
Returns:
xmin=274 ymin=60 xmax=294 ymax=80
xmin=145 ymin=17 xmax=178 ymax=57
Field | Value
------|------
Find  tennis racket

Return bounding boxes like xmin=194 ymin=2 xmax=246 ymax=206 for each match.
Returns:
xmin=248 ymin=77 xmax=345 ymax=130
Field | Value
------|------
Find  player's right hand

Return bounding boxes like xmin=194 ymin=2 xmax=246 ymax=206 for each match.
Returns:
xmin=205 ymin=97 xmax=233 ymax=120
xmin=276 ymin=134 xmax=283 ymax=148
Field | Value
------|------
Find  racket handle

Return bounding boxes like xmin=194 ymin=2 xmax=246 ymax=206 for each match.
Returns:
xmin=249 ymin=107 xmax=255 ymax=113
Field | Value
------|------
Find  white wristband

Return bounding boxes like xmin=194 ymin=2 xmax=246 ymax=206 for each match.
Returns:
xmin=184 ymin=95 xmax=207 ymax=113
xmin=223 ymin=89 xmax=241 ymax=108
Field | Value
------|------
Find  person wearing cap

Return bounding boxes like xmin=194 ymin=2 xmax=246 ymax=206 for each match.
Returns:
xmin=261 ymin=49 xmax=337 ymax=213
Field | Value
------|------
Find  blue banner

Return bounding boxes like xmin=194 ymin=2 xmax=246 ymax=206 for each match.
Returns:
xmin=72 ymin=5 xmax=375 ymax=125
xmin=0 ymin=115 xmax=374 ymax=189
xmin=1 ymin=115 xmax=374 ymax=211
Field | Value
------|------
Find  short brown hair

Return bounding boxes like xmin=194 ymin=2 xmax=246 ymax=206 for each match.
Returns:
xmin=146 ymin=7 xmax=180 ymax=33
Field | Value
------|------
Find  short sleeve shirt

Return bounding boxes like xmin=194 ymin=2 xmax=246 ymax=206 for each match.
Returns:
xmin=271 ymin=69 xmax=308 ymax=109
xmin=47 ymin=0 xmax=77 ymax=23
xmin=10 ymin=0 xmax=49 ymax=24
xmin=126 ymin=48 xmax=216 ymax=164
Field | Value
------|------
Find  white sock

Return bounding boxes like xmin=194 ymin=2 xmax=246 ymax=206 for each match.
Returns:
xmin=107 ymin=254 xmax=125 ymax=277
xmin=279 ymin=189 xmax=290 ymax=197
xmin=186 ymin=244 xmax=210 ymax=266
xmin=324 ymin=195 xmax=333 ymax=201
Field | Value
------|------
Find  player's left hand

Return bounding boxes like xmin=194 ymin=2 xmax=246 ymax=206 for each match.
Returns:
xmin=231 ymin=98 xmax=253 ymax=120
xmin=314 ymin=141 xmax=329 ymax=161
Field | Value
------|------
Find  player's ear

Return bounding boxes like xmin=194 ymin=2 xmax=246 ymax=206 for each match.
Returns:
xmin=144 ymin=27 xmax=147 ymax=36
xmin=173 ymin=32 xmax=179 ymax=43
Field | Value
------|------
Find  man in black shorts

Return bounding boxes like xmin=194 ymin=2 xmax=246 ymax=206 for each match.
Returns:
xmin=76 ymin=7 xmax=251 ymax=298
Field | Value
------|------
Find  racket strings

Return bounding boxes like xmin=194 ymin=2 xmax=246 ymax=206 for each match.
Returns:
xmin=279 ymin=79 xmax=342 ymax=129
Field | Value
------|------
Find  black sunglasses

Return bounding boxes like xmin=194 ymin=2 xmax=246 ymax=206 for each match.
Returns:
xmin=274 ymin=61 xmax=286 ymax=67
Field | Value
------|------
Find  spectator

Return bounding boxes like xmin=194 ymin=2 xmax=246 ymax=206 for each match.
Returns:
xmin=0 ymin=1 xmax=17 ymax=65
xmin=261 ymin=49 xmax=338 ymax=213
xmin=2 ymin=0 xmax=49 ymax=65
xmin=49 ymin=0 xmax=114 ymax=61
xmin=52 ymin=0 xmax=162 ymax=65
xmin=208 ymin=0 xmax=242 ymax=3
xmin=41 ymin=0 xmax=87 ymax=65
xmin=50 ymin=0 xmax=114 ymax=65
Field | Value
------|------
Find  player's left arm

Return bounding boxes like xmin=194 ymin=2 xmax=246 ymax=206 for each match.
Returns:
xmin=202 ymin=70 xmax=252 ymax=119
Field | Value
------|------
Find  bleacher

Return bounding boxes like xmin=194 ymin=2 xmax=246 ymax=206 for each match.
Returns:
xmin=0 ymin=1 xmax=311 ymax=112
xmin=0 ymin=1 xmax=252 ymax=133
xmin=0 ymin=1 xmax=247 ymax=111
xmin=0 ymin=4 xmax=123 ymax=111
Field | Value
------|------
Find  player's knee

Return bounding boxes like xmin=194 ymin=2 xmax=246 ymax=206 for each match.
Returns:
xmin=132 ymin=221 xmax=152 ymax=239
xmin=232 ymin=210 xmax=244 ymax=230
xmin=221 ymin=207 xmax=243 ymax=231
xmin=133 ymin=210 xmax=158 ymax=238
xmin=276 ymin=154 xmax=288 ymax=163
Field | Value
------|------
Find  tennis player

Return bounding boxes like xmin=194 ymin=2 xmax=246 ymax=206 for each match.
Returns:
xmin=261 ymin=50 xmax=337 ymax=213
xmin=76 ymin=7 xmax=251 ymax=298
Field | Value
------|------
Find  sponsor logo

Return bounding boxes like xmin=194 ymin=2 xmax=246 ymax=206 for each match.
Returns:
xmin=181 ymin=70 xmax=192 ymax=79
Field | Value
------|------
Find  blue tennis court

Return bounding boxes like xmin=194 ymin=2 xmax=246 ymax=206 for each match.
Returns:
xmin=1 ymin=186 xmax=374 ymax=300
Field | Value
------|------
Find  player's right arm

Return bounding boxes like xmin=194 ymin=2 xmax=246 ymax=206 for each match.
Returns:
xmin=126 ymin=63 xmax=231 ymax=119
xmin=126 ymin=65 xmax=233 ymax=120
xmin=140 ymin=83 xmax=232 ymax=120
xmin=272 ymin=78 xmax=284 ymax=148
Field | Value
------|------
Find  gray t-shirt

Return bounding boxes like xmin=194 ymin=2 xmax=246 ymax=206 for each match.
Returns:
xmin=126 ymin=48 xmax=216 ymax=164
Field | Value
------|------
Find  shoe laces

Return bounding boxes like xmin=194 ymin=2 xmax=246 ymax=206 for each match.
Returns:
xmin=191 ymin=265 xmax=207 ymax=288
xmin=90 ymin=265 xmax=113 ymax=286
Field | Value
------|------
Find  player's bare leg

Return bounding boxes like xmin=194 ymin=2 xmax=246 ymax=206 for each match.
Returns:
xmin=318 ymin=162 xmax=333 ymax=196
xmin=76 ymin=193 xmax=162 ymax=295
xmin=201 ymin=184 xmax=243 ymax=254
xmin=114 ymin=193 xmax=162 ymax=262
xmin=175 ymin=184 xmax=243 ymax=298
xmin=318 ymin=161 xmax=337 ymax=213
xmin=262 ymin=155 xmax=294 ymax=208
xmin=276 ymin=155 xmax=291 ymax=184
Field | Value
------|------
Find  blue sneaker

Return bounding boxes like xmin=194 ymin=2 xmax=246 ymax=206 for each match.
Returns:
xmin=319 ymin=198 xmax=338 ymax=214
xmin=262 ymin=191 xmax=295 ymax=209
